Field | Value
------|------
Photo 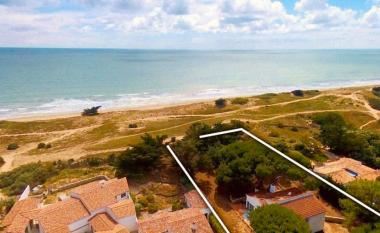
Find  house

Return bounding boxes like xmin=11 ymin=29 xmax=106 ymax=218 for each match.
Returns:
xmin=246 ymin=188 xmax=326 ymax=233
xmin=2 ymin=178 xmax=138 ymax=233
xmin=138 ymin=208 xmax=213 ymax=233
xmin=184 ymin=190 xmax=211 ymax=217
xmin=314 ymin=157 xmax=380 ymax=184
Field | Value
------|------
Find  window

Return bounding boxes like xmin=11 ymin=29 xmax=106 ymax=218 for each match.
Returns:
xmin=120 ymin=192 xmax=127 ymax=198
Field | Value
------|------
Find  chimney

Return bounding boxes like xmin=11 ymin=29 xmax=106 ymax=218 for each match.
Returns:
xmin=191 ymin=222 xmax=197 ymax=233
xmin=99 ymin=180 xmax=106 ymax=188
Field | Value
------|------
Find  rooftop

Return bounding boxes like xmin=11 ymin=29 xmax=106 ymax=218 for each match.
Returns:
xmin=138 ymin=208 xmax=213 ymax=233
xmin=314 ymin=157 xmax=380 ymax=184
xmin=184 ymin=190 xmax=207 ymax=209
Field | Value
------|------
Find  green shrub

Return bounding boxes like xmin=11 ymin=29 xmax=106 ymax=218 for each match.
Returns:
xmin=368 ymin=98 xmax=380 ymax=110
xmin=215 ymin=98 xmax=227 ymax=108
xmin=372 ymin=87 xmax=380 ymax=97
xmin=128 ymin=123 xmax=138 ymax=128
xmin=269 ymin=131 xmax=279 ymax=137
xmin=291 ymin=90 xmax=304 ymax=97
xmin=147 ymin=203 xmax=159 ymax=213
xmin=0 ymin=156 xmax=4 ymax=167
xmin=45 ymin=143 xmax=52 ymax=149
xmin=290 ymin=126 xmax=298 ymax=132
xmin=250 ymin=204 xmax=310 ymax=233
xmin=0 ymin=197 xmax=15 ymax=215
xmin=82 ymin=106 xmax=101 ymax=116
xmin=209 ymin=214 xmax=225 ymax=233
xmin=37 ymin=143 xmax=46 ymax=149
xmin=7 ymin=143 xmax=19 ymax=150
xmin=171 ymin=199 xmax=183 ymax=211
xmin=135 ymin=203 xmax=142 ymax=216
xmin=231 ymin=97 xmax=249 ymax=105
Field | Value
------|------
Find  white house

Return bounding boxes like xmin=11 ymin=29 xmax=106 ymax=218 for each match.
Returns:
xmin=246 ymin=188 xmax=326 ymax=233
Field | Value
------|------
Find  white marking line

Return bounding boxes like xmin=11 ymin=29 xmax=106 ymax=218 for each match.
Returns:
xmin=166 ymin=145 xmax=231 ymax=233
xmin=200 ymin=128 xmax=380 ymax=218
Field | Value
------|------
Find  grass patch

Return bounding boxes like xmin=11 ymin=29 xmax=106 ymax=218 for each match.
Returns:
xmin=0 ymin=117 xmax=96 ymax=134
xmin=231 ymin=97 xmax=249 ymax=105
xmin=254 ymin=90 xmax=320 ymax=105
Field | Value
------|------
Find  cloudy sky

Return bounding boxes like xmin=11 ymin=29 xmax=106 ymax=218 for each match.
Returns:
xmin=1 ymin=0 xmax=380 ymax=49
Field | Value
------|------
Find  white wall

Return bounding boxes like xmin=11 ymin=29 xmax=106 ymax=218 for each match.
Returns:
xmin=246 ymin=196 xmax=261 ymax=210
xmin=307 ymin=213 xmax=325 ymax=233
xmin=118 ymin=215 xmax=138 ymax=232
xmin=69 ymin=218 xmax=90 ymax=233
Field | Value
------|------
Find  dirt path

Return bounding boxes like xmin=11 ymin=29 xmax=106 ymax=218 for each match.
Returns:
xmin=195 ymin=172 xmax=253 ymax=233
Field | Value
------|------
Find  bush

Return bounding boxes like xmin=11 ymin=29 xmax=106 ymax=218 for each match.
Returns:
xmin=0 ymin=156 xmax=4 ymax=167
xmin=291 ymin=90 xmax=304 ymax=97
xmin=37 ymin=143 xmax=46 ymax=149
xmin=372 ymin=87 xmax=380 ymax=97
xmin=45 ymin=143 xmax=52 ymax=149
xmin=290 ymin=126 xmax=298 ymax=132
xmin=147 ymin=203 xmax=159 ymax=213
xmin=128 ymin=123 xmax=138 ymax=128
xmin=86 ymin=157 xmax=103 ymax=167
xmin=7 ymin=143 xmax=19 ymax=150
xmin=269 ymin=131 xmax=279 ymax=137
xmin=171 ymin=199 xmax=183 ymax=211
xmin=82 ymin=106 xmax=101 ymax=116
xmin=231 ymin=97 xmax=249 ymax=105
xmin=0 ymin=198 xmax=15 ymax=215
xmin=249 ymin=204 xmax=310 ymax=233
xmin=368 ymin=98 xmax=380 ymax=110
xmin=215 ymin=98 xmax=227 ymax=108
xmin=209 ymin=214 xmax=225 ymax=233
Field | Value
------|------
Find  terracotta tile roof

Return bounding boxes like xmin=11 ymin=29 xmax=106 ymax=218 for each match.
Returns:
xmin=71 ymin=178 xmax=130 ymax=212
xmin=184 ymin=190 xmax=207 ymax=209
xmin=281 ymin=194 xmax=326 ymax=219
xmin=96 ymin=224 xmax=130 ymax=233
xmin=108 ymin=199 xmax=136 ymax=219
xmin=138 ymin=208 xmax=213 ymax=233
xmin=31 ymin=198 xmax=89 ymax=233
xmin=90 ymin=213 xmax=118 ymax=231
xmin=2 ymin=197 xmax=41 ymax=227
xmin=314 ymin=158 xmax=380 ymax=184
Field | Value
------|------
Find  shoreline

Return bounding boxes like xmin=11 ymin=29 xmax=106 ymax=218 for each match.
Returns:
xmin=3 ymin=83 xmax=379 ymax=122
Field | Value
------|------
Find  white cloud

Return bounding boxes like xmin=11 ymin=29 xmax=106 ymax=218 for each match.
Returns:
xmin=1 ymin=0 xmax=380 ymax=48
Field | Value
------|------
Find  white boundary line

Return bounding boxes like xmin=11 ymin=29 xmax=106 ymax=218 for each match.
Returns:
xmin=200 ymin=128 xmax=380 ymax=218
xmin=166 ymin=145 xmax=231 ymax=233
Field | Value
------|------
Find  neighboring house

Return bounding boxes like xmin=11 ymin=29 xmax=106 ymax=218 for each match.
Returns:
xmin=1 ymin=178 xmax=138 ymax=233
xmin=246 ymin=188 xmax=326 ymax=233
xmin=314 ymin=157 xmax=380 ymax=184
xmin=184 ymin=190 xmax=211 ymax=217
xmin=138 ymin=208 xmax=213 ymax=233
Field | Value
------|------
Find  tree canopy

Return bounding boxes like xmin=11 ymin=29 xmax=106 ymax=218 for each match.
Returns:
xmin=249 ymin=204 xmax=310 ymax=233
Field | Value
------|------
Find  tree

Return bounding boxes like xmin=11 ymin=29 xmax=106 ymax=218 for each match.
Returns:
xmin=7 ymin=143 xmax=19 ymax=150
xmin=291 ymin=90 xmax=304 ymax=97
xmin=215 ymin=98 xmax=227 ymax=108
xmin=340 ymin=180 xmax=380 ymax=226
xmin=116 ymin=134 xmax=167 ymax=174
xmin=373 ymin=87 xmax=380 ymax=97
xmin=249 ymin=204 xmax=310 ymax=233
xmin=82 ymin=106 xmax=101 ymax=116
xmin=313 ymin=112 xmax=347 ymax=152
xmin=0 ymin=156 xmax=4 ymax=167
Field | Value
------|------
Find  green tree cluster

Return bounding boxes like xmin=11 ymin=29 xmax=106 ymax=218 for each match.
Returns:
xmin=313 ymin=112 xmax=380 ymax=168
xmin=116 ymin=134 xmax=167 ymax=175
xmin=249 ymin=204 xmax=310 ymax=233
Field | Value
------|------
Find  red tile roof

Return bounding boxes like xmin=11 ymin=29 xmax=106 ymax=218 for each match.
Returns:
xmin=71 ymin=178 xmax=130 ymax=212
xmin=108 ymin=199 xmax=136 ymax=219
xmin=184 ymin=190 xmax=207 ymax=209
xmin=138 ymin=208 xmax=213 ymax=233
xmin=90 ymin=213 xmax=118 ymax=232
xmin=281 ymin=194 xmax=326 ymax=219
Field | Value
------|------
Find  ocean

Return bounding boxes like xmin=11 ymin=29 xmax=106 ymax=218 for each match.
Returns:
xmin=1 ymin=48 xmax=380 ymax=119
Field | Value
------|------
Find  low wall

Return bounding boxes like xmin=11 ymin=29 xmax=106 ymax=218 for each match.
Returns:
xmin=325 ymin=215 xmax=345 ymax=224
xmin=50 ymin=175 xmax=110 ymax=194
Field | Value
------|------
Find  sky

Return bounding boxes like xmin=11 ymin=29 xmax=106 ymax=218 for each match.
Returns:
xmin=1 ymin=0 xmax=380 ymax=49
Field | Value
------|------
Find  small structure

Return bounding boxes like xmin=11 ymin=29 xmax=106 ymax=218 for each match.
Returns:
xmin=314 ymin=157 xmax=380 ymax=184
xmin=138 ymin=208 xmax=213 ymax=233
xmin=246 ymin=188 xmax=326 ymax=233
xmin=184 ymin=190 xmax=211 ymax=217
